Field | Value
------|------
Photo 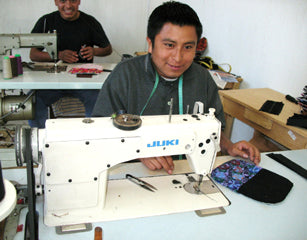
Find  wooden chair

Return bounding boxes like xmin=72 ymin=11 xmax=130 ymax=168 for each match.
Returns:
xmin=50 ymin=97 xmax=85 ymax=118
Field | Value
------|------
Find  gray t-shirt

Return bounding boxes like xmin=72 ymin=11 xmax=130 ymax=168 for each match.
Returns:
xmin=92 ymin=54 xmax=225 ymax=128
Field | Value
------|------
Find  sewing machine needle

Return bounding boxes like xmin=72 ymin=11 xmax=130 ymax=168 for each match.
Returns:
xmin=169 ymin=98 xmax=173 ymax=123
xmin=198 ymin=174 xmax=203 ymax=187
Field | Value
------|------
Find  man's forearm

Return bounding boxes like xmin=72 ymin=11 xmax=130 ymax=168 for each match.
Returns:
xmin=30 ymin=48 xmax=53 ymax=62
xmin=94 ymin=44 xmax=112 ymax=57
xmin=220 ymin=131 xmax=233 ymax=154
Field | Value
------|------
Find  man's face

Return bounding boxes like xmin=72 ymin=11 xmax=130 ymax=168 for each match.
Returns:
xmin=54 ymin=0 xmax=80 ymax=21
xmin=147 ymin=22 xmax=198 ymax=79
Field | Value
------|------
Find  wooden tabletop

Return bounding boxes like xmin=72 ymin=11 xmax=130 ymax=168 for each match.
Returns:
xmin=219 ymin=88 xmax=306 ymax=149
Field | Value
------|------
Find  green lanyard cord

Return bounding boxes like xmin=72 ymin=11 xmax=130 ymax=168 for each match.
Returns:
xmin=140 ymin=72 xmax=160 ymax=116
xmin=140 ymin=72 xmax=183 ymax=116
xmin=177 ymin=75 xmax=183 ymax=160
xmin=178 ymin=75 xmax=183 ymax=115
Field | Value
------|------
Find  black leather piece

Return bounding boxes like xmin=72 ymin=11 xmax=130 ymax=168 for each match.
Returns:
xmin=267 ymin=153 xmax=307 ymax=179
xmin=238 ymin=168 xmax=293 ymax=203
xmin=287 ymin=113 xmax=307 ymax=129
xmin=259 ymin=100 xmax=284 ymax=115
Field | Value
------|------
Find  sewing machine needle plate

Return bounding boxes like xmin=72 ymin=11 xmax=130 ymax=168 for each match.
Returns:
xmin=183 ymin=180 xmax=219 ymax=195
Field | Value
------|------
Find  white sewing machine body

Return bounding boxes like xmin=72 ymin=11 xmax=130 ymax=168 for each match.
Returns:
xmin=28 ymin=111 xmax=229 ymax=226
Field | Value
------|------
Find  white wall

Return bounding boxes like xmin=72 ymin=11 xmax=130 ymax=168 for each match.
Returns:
xmin=1 ymin=0 xmax=306 ymax=142
xmin=192 ymin=0 xmax=307 ymax=142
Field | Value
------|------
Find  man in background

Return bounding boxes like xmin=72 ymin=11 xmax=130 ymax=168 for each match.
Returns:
xmin=29 ymin=0 xmax=112 ymax=128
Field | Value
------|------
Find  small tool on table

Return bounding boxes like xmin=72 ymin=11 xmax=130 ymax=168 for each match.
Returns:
xmin=285 ymin=94 xmax=298 ymax=104
xmin=126 ymin=174 xmax=157 ymax=192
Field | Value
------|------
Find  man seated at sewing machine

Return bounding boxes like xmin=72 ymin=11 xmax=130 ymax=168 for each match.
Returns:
xmin=29 ymin=0 xmax=112 ymax=129
xmin=92 ymin=1 xmax=260 ymax=174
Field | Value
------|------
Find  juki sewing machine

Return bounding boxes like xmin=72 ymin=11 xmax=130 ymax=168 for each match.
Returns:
xmin=15 ymin=109 xmax=230 ymax=232
xmin=0 ymin=32 xmax=57 ymax=71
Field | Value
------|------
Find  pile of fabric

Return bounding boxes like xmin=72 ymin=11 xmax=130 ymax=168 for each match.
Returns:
xmin=68 ymin=64 xmax=103 ymax=74
xmin=286 ymin=86 xmax=307 ymax=129
xmin=297 ymin=85 xmax=307 ymax=114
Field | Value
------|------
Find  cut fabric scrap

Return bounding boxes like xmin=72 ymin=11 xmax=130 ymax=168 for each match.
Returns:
xmin=287 ymin=113 xmax=307 ymax=129
xmin=259 ymin=100 xmax=284 ymax=115
xmin=297 ymin=85 xmax=307 ymax=114
xmin=267 ymin=153 xmax=307 ymax=179
xmin=237 ymin=168 xmax=293 ymax=203
xmin=211 ymin=159 xmax=262 ymax=191
xmin=68 ymin=64 xmax=103 ymax=74
xmin=211 ymin=159 xmax=293 ymax=203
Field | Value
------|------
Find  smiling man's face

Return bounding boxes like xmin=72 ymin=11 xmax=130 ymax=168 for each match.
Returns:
xmin=147 ymin=22 xmax=198 ymax=79
xmin=54 ymin=0 xmax=80 ymax=21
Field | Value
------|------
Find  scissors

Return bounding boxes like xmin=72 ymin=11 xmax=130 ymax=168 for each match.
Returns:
xmin=126 ymin=174 xmax=157 ymax=192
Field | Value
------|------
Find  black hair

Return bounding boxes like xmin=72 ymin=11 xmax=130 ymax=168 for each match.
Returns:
xmin=147 ymin=1 xmax=203 ymax=46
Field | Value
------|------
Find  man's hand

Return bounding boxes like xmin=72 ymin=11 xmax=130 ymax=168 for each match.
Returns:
xmin=227 ymin=140 xmax=261 ymax=165
xmin=139 ymin=156 xmax=174 ymax=174
xmin=79 ymin=46 xmax=95 ymax=61
xmin=221 ymin=132 xmax=261 ymax=165
xmin=58 ymin=50 xmax=79 ymax=63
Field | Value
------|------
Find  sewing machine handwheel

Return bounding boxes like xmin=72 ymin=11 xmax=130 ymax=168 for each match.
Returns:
xmin=113 ymin=114 xmax=142 ymax=130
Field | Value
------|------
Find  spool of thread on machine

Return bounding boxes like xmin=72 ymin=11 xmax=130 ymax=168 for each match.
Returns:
xmin=9 ymin=55 xmax=18 ymax=77
xmin=3 ymin=56 xmax=13 ymax=79
xmin=15 ymin=54 xmax=23 ymax=75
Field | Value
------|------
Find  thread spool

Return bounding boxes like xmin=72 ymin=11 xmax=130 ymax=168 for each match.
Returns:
xmin=9 ymin=55 xmax=18 ymax=77
xmin=15 ymin=54 xmax=23 ymax=75
xmin=94 ymin=227 xmax=103 ymax=240
xmin=3 ymin=56 xmax=13 ymax=79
